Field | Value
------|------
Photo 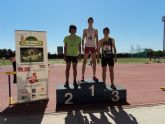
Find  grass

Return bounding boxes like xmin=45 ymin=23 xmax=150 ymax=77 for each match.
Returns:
xmin=1 ymin=58 xmax=165 ymax=66
xmin=0 ymin=60 xmax=11 ymax=66
xmin=117 ymin=58 xmax=149 ymax=64
xmin=49 ymin=59 xmax=66 ymax=64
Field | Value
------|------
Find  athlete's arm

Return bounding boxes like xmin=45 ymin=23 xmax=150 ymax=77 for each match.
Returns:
xmin=82 ymin=29 xmax=86 ymax=53
xmin=79 ymin=41 xmax=81 ymax=61
xmin=64 ymin=37 xmax=67 ymax=61
xmin=64 ymin=43 xmax=67 ymax=61
xmin=97 ymin=39 xmax=102 ymax=64
xmin=112 ymin=39 xmax=117 ymax=63
xmin=98 ymin=39 xmax=102 ymax=55
xmin=95 ymin=29 xmax=99 ymax=52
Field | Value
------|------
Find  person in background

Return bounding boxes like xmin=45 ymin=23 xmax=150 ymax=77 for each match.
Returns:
xmin=148 ymin=49 xmax=153 ymax=62
xmin=9 ymin=51 xmax=17 ymax=84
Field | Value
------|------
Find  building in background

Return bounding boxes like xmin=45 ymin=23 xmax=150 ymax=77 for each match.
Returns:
xmin=57 ymin=46 xmax=63 ymax=55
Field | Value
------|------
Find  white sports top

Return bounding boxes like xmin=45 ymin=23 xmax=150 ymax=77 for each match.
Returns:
xmin=85 ymin=28 xmax=97 ymax=48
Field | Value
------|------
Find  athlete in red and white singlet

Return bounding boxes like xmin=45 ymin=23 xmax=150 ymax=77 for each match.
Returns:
xmin=81 ymin=17 xmax=99 ymax=82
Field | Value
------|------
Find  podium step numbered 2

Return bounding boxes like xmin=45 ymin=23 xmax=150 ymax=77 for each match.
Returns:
xmin=56 ymin=79 xmax=127 ymax=106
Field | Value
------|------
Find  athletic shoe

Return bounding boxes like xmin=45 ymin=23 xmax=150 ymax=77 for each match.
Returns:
xmin=73 ymin=81 xmax=78 ymax=89
xmin=93 ymin=76 xmax=99 ymax=82
xmin=81 ymin=76 xmax=84 ymax=82
xmin=64 ymin=81 xmax=69 ymax=88
xmin=111 ymin=84 xmax=116 ymax=90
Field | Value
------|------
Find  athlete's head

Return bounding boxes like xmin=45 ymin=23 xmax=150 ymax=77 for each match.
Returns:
xmin=88 ymin=17 xmax=94 ymax=26
xmin=69 ymin=25 xmax=77 ymax=34
xmin=103 ymin=27 xmax=110 ymax=37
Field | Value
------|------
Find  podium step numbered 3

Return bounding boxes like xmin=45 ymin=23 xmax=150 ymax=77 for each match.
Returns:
xmin=56 ymin=79 xmax=127 ymax=106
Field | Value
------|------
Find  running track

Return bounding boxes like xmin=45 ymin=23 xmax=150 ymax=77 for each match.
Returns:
xmin=0 ymin=63 xmax=165 ymax=113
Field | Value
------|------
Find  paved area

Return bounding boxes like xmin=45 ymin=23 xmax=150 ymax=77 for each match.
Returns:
xmin=1 ymin=104 xmax=165 ymax=124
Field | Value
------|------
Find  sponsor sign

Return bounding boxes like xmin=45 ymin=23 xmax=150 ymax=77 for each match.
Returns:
xmin=15 ymin=30 xmax=48 ymax=103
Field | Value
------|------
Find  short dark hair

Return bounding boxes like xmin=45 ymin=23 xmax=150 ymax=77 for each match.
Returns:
xmin=103 ymin=27 xmax=110 ymax=33
xmin=69 ymin=25 xmax=77 ymax=33
xmin=88 ymin=17 xmax=94 ymax=22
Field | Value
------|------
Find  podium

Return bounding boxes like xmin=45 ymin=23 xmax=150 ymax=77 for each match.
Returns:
xmin=56 ymin=79 xmax=127 ymax=106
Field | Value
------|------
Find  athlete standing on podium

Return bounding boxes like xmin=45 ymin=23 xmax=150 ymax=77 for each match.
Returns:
xmin=81 ymin=17 xmax=99 ymax=82
xmin=64 ymin=25 xmax=81 ymax=88
xmin=98 ymin=27 xmax=117 ymax=90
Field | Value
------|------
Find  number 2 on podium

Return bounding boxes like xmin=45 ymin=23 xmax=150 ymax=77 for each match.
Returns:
xmin=65 ymin=93 xmax=73 ymax=104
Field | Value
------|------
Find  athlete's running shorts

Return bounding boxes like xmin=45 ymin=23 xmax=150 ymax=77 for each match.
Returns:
xmin=85 ymin=47 xmax=96 ymax=54
xmin=66 ymin=56 xmax=78 ymax=63
xmin=101 ymin=54 xmax=114 ymax=67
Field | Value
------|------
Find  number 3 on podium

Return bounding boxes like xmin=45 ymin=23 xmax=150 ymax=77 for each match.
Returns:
xmin=112 ymin=90 xmax=120 ymax=102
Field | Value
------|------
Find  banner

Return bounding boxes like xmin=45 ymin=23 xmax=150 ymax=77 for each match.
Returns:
xmin=15 ymin=30 xmax=48 ymax=103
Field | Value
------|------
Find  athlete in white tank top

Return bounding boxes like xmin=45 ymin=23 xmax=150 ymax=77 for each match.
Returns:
xmin=85 ymin=28 xmax=97 ymax=48
xmin=82 ymin=17 xmax=99 ymax=82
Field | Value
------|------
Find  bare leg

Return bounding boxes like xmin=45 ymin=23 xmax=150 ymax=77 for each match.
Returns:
xmin=91 ymin=53 xmax=96 ymax=77
xmin=72 ymin=62 xmax=77 ymax=81
xmin=102 ymin=66 xmax=107 ymax=83
xmin=65 ymin=62 xmax=71 ymax=82
xmin=109 ymin=66 xmax=114 ymax=84
xmin=82 ymin=53 xmax=89 ymax=78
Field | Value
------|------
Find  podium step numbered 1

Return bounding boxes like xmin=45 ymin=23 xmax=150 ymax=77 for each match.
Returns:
xmin=56 ymin=79 xmax=127 ymax=106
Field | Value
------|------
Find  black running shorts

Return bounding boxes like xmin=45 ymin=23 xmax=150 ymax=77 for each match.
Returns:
xmin=66 ymin=56 xmax=78 ymax=63
xmin=101 ymin=54 xmax=114 ymax=67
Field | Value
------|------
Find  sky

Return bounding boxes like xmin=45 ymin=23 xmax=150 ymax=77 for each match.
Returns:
xmin=0 ymin=0 xmax=165 ymax=53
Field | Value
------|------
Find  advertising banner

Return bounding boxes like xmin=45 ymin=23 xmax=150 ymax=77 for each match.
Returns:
xmin=15 ymin=30 xmax=48 ymax=103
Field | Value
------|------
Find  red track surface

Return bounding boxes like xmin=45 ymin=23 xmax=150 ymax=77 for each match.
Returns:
xmin=0 ymin=63 xmax=165 ymax=113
